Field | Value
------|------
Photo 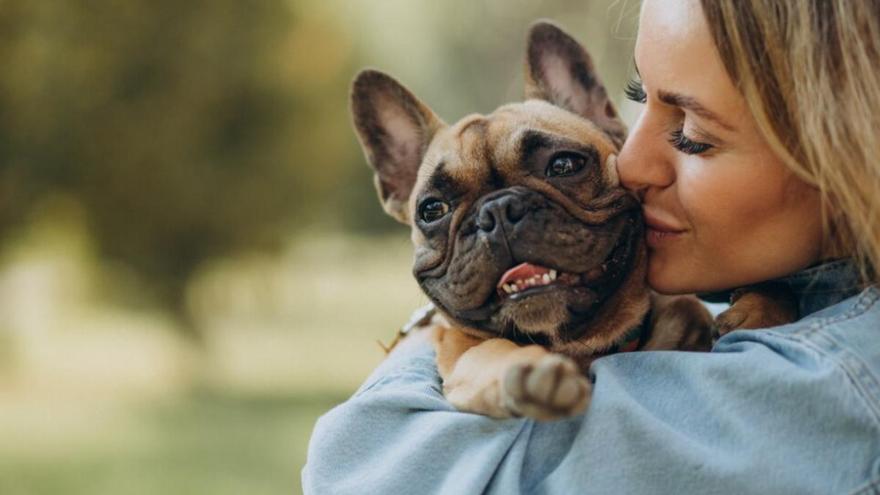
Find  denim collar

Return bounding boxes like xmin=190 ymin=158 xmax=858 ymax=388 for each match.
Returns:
xmin=698 ymin=258 xmax=866 ymax=318
xmin=773 ymin=258 xmax=865 ymax=317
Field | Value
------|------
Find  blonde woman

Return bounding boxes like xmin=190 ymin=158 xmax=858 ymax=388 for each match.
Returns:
xmin=304 ymin=1 xmax=880 ymax=493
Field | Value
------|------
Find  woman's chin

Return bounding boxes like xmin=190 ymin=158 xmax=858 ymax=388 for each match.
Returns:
xmin=646 ymin=255 xmax=699 ymax=295
xmin=647 ymin=256 xmax=741 ymax=295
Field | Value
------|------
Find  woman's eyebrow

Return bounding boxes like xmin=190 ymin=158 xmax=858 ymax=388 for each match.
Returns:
xmin=657 ymin=90 xmax=736 ymax=132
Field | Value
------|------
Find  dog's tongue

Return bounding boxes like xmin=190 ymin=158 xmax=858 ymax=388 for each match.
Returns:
xmin=498 ymin=262 xmax=551 ymax=287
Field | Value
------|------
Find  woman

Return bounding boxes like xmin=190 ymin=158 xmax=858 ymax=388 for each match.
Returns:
xmin=304 ymin=0 xmax=880 ymax=493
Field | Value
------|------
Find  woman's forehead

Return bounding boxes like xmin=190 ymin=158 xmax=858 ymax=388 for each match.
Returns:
xmin=638 ymin=0 xmax=706 ymax=48
xmin=636 ymin=0 xmax=718 ymax=83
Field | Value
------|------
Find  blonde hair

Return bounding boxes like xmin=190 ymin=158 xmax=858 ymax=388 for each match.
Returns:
xmin=700 ymin=0 xmax=880 ymax=284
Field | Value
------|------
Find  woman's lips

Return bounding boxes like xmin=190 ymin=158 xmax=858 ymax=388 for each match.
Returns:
xmin=643 ymin=208 xmax=687 ymax=248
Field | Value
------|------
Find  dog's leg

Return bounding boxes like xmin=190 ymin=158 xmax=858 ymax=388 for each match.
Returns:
xmin=431 ymin=325 xmax=591 ymax=420
xmin=713 ymin=284 xmax=797 ymax=337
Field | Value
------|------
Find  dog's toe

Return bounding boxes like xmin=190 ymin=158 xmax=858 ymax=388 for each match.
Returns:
xmin=713 ymin=307 xmax=748 ymax=338
xmin=502 ymin=354 xmax=591 ymax=421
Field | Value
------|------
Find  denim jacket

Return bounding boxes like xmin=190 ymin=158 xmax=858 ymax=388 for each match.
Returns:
xmin=303 ymin=260 xmax=880 ymax=494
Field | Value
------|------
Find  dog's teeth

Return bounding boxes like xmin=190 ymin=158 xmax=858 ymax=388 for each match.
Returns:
xmin=542 ymin=274 xmax=550 ymax=284
xmin=549 ymin=269 xmax=557 ymax=280
xmin=502 ymin=284 xmax=512 ymax=294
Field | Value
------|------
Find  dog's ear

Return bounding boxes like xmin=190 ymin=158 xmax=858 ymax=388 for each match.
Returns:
xmin=351 ymin=70 xmax=445 ymax=224
xmin=525 ymin=21 xmax=626 ymax=147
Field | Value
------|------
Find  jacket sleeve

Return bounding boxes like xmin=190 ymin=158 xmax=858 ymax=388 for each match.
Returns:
xmin=302 ymin=326 xmax=880 ymax=495
xmin=301 ymin=331 xmax=536 ymax=494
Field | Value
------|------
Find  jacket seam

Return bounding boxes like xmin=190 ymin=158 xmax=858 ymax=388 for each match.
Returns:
xmin=785 ymin=331 xmax=880 ymax=428
xmin=848 ymin=476 xmax=880 ymax=495
xmin=795 ymin=288 xmax=880 ymax=331
xmin=775 ymin=289 xmax=880 ymax=428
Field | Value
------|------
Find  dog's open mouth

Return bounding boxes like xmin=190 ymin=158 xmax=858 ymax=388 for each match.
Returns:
xmin=498 ymin=263 xmax=572 ymax=298
xmin=496 ymin=262 xmax=607 ymax=300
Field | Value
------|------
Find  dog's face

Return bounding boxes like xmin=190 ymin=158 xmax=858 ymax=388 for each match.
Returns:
xmin=352 ymin=22 xmax=649 ymax=352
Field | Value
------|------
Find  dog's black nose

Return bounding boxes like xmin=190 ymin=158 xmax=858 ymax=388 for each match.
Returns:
xmin=477 ymin=194 xmax=525 ymax=232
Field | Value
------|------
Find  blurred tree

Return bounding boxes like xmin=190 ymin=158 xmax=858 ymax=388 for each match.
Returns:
xmin=0 ymin=0 xmax=359 ymax=333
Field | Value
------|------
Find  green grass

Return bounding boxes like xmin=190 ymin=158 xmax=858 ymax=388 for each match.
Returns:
xmin=0 ymin=389 xmax=346 ymax=495
xmin=0 ymin=232 xmax=425 ymax=494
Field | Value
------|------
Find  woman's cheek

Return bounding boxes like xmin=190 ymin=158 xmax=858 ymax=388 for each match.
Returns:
xmin=676 ymin=161 xmax=750 ymax=267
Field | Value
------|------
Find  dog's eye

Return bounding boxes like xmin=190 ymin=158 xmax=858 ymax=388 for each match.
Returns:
xmin=545 ymin=152 xmax=586 ymax=177
xmin=419 ymin=199 xmax=450 ymax=223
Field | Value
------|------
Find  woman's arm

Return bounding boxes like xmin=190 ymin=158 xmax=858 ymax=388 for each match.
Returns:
xmin=303 ymin=317 xmax=880 ymax=495
xmin=302 ymin=329 xmax=532 ymax=494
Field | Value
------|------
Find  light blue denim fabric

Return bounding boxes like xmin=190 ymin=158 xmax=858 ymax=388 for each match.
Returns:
xmin=303 ymin=260 xmax=880 ymax=494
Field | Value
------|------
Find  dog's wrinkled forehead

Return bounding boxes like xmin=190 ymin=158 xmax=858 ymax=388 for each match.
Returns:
xmin=415 ymin=99 xmax=618 ymax=195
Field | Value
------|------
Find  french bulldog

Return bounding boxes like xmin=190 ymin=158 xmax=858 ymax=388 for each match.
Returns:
xmin=350 ymin=21 xmax=793 ymax=420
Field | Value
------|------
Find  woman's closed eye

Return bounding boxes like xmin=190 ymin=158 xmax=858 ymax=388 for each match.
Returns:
xmin=668 ymin=128 xmax=713 ymax=155
xmin=624 ymin=78 xmax=715 ymax=156
xmin=624 ymin=78 xmax=647 ymax=104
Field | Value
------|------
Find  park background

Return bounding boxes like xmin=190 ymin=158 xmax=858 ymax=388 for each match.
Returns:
xmin=0 ymin=1 xmax=644 ymax=493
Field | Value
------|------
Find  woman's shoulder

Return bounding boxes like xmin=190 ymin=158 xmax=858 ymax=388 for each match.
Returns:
xmin=533 ymin=290 xmax=880 ymax=494
xmin=715 ymin=286 xmax=880 ymax=425
xmin=724 ymin=285 xmax=880 ymax=366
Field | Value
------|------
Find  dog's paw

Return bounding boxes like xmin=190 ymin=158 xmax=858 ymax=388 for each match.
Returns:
xmin=713 ymin=306 xmax=750 ymax=338
xmin=501 ymin=354 xmax=591 ymax=421
xmin=713 ymin=286 xmax=798 ymax=338
xmin=714 ymin=305 xmax=790 ymax=337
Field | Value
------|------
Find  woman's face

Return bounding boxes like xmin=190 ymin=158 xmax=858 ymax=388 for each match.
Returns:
xmin=617 ymin=0 xmax=825 ymax=294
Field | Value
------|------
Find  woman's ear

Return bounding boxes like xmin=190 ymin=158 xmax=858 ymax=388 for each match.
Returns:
xmin=524 ymin=21 xmax=627 ymax=148
xmin=350 ymin=69 xmax=445 ymax=224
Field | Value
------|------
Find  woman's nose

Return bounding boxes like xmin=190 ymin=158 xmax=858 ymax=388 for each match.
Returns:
xmin=617 ymin=110 xmax=675 ymax=196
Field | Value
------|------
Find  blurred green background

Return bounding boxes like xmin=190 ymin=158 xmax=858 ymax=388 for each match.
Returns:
xmin=0 ymin=0 xmax=641 ymax=493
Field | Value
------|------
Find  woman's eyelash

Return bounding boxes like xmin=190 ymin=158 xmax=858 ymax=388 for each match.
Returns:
xmin=668 ymin=128 xmax=714 ymax=155
xmin=624 ymin=79 xmax=647 ymax=104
